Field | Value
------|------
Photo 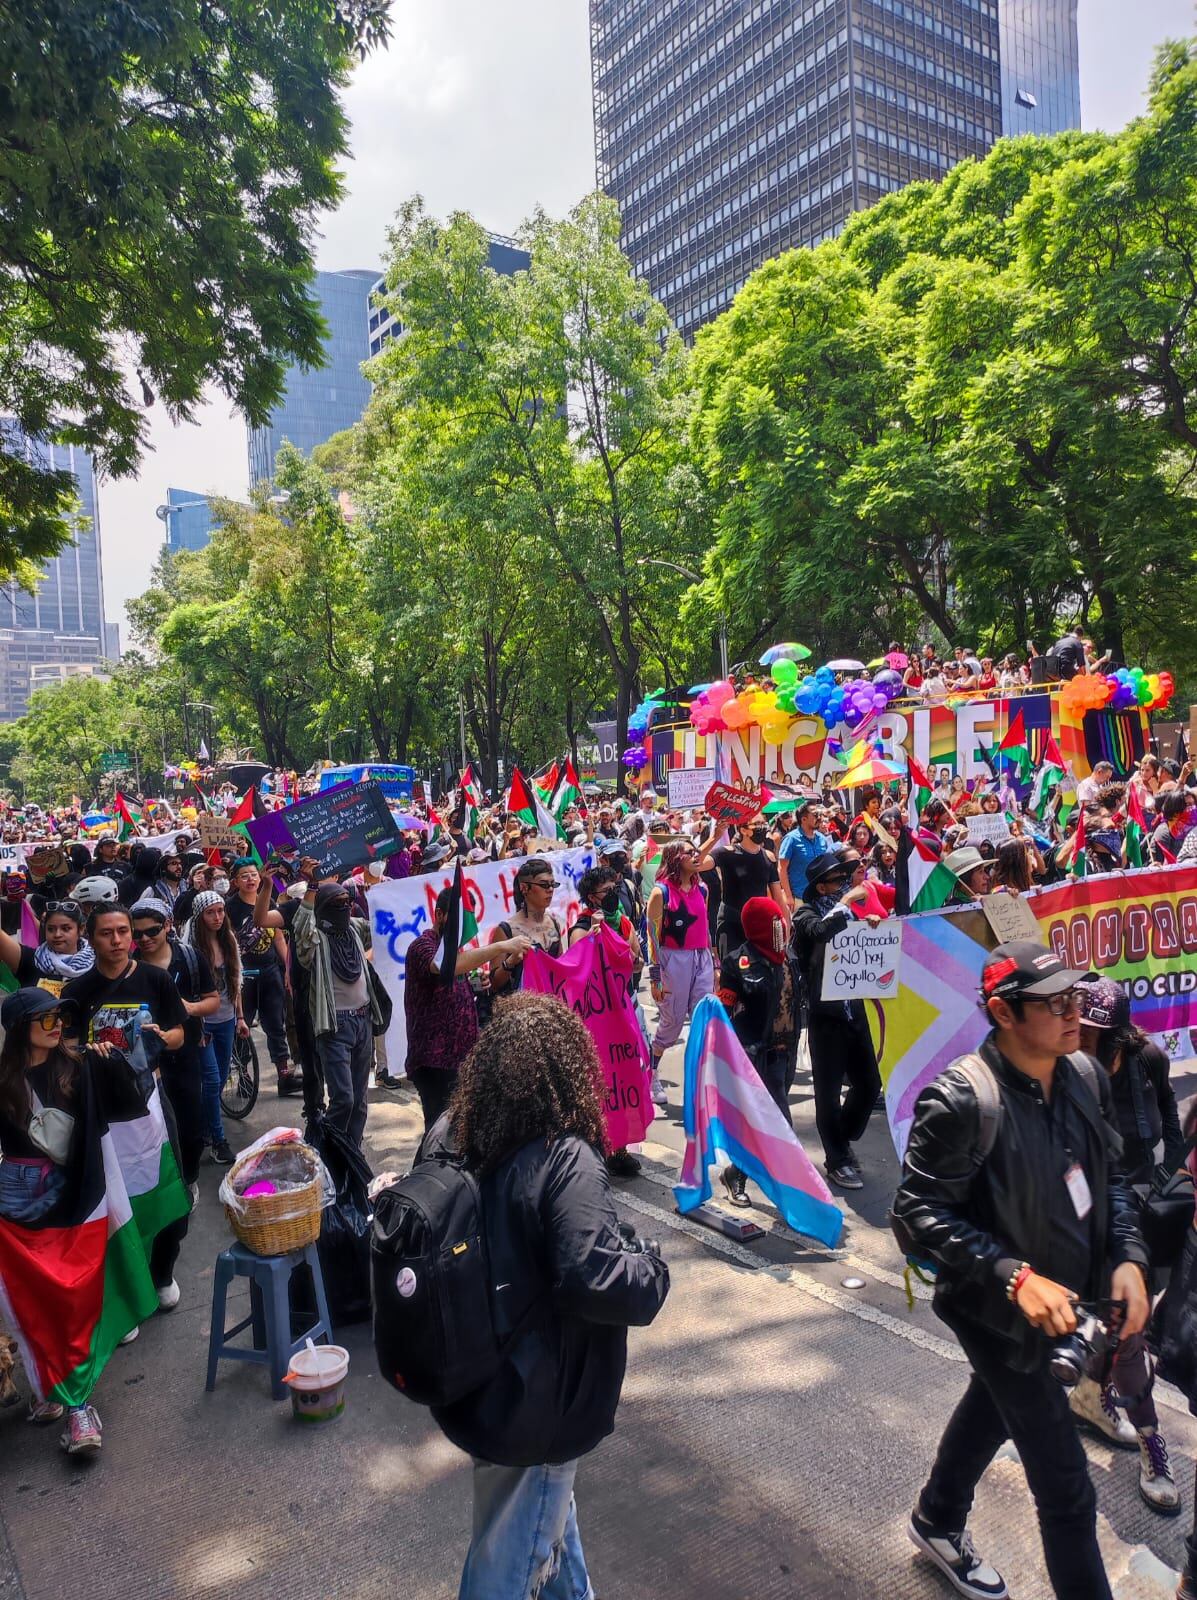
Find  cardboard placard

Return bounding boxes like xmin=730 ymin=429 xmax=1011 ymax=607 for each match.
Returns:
xmin=198 ymin=813 xmax=245 ymax=854
xmin=667 ymin=766 xmax=715 ymax=809
xmin=703 ymin=781 xmax=761 ymax=826
xmin=981 ymin=889 xmax=1042 ymax=944
xmin=821 ymin=920 xmax=903 ymax=1002
xmin=966 ymin=812 xmax=1011 ymax=847
xmin=280 ymin=780 xmax=402 ymax=875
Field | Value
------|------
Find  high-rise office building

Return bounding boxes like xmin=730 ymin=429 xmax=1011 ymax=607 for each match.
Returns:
xmin=247 ymin=268 xmax=378 ymax=487
xmin=591 ymin=0 xmax=1079 ymax=339
xmin=366 ymin=234 xmax=531 ymax=357
xmin=0 ymin=422 xmax=112 ymax=720
xmin=158 ymin=487 xmax=218 ymax=553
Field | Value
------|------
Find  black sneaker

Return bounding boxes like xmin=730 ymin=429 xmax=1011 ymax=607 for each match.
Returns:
xmin=908 ymin=1510 xmax=1007 ymax=1598
xmin=605 ymin=1149 xmax=642 ymax=1178
xmin=276 ymin=1069 xmax=303 ymax=1098
xmin=720 ymin=1167 xmax=751 ymax=1208
xmin=375 ymin=1072 xmax=403 ymax=1092
xmin=212 ymin=1139 xmax=235 ymax=1166
xmin=825 ymin=1161 xmax=864 ymax=1191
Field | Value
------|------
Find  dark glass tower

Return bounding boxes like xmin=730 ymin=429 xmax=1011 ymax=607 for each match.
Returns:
xmin=591 ymin=0 xmax=1077 ymax=339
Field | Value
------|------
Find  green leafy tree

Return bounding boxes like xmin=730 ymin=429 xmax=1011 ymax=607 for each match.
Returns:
xmin=1 ymin=0 xmax=390 ymax=564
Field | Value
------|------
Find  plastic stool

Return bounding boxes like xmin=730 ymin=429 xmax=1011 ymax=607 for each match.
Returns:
xmin=205 ymin=1240 xmax=332 ymax=1400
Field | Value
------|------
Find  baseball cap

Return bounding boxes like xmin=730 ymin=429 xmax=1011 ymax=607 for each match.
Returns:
xmin=598 ymin=838 xmax=627 ymax=859
xmin=0 ymin=987 xmax=75 ymax=1032
xmin=1076 ymin=977 xmax=1130 ymax=1031
xmin=981 ymin=940 xmax=1094 ymax=1002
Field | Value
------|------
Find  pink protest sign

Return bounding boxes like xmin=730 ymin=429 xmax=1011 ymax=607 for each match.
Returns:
xmin=522 ymin=923 xmax=653 ymax=1149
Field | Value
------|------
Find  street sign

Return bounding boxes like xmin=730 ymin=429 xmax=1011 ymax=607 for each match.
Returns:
xmin=100 ymin=752 xmax=131 ymax=773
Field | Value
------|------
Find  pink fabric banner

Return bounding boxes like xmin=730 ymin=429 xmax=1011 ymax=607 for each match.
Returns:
xmin=522 ymin=922 xmax=654 ymax=1149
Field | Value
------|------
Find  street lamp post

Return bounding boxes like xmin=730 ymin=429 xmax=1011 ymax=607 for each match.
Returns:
xmin=636 ymin=558 xmax=728 ymax=679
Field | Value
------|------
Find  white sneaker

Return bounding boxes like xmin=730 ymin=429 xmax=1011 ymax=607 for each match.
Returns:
xmin=156 ymin=1280 xmax=180 ymax=1313
xmin=650 ymin=1072 xmax=668 ymax=1106
xmin=118 ymin=1326 xmax=139 ymax=1346
xmin=189 ymin=1182 xmax=199 ymax=1209
xmin=1068 ymin=1376 xmax=1137 ymax=1448
xmin=60 ymin=1404 xmax=102 ymax=1455
xmin=908 ymin=1511 xmax=1007 ymax=1597
xmin=1137 ymin=1427 xmax=1181 ymax=1514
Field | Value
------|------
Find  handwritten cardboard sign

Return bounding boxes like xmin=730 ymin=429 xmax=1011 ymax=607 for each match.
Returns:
xmin=821 ymin=920 xmax=903 ymax=1002
xmin=981 ymin=889 xmax=1041 ymax=944
xmin=703 ymin=781 xmax=761 ymax=826
xmin=198 ymin=813 xmax=245 ymax=854
xmin=282 ymin=780 xmax=402 ymax=875
xmin=966 ymin=812 xmax=1011 ymax=847
xmin=667 ymin=767 xmax=715 ymax=809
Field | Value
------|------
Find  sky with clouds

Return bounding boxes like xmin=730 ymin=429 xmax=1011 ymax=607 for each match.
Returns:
xmin=97 ymin=0 xmax=1196 ymax=636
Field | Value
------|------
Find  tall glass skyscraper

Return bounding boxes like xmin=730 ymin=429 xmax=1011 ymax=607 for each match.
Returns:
xmin=247 ymin=268 xmax=378 ymax=488
xmin=998 ymin=0 xmax=1079 ymax=136
xmin=158 ymin=488 xmax=218 ymax=553
xmin=591 ymin=0 xmax=1079 ymax=339
xmin=0 ymin=422 xmax=111 ymax=720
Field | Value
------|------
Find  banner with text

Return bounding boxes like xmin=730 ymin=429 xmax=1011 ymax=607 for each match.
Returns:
xmin=368 ymin=847 xmax=594 ymax=1074
xmin=873 ymin=862 xmax=1197 ymax=1161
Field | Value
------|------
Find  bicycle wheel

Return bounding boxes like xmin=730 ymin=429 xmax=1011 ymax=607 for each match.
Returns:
xmin=220 ymin=1031 xmax=260 ymax=1121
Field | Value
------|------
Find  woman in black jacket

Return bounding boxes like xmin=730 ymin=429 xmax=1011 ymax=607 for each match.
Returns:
xmin=430 ymin=992 xmax=669 ymax=1600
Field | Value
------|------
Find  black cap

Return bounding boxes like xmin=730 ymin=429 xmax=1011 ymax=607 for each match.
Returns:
xmin=0 ymin=987 xmax=75 ymax=1031
xmin=981 ymin=940 xmax=1093 ymax=1002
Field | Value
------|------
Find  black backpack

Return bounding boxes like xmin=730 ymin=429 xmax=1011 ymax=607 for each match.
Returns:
xmin=372 ymin=1145 xmax=516 ymax=1408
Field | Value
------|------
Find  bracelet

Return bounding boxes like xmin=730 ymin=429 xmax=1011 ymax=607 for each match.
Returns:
xmin=501 ymin=956 xmax=515 ymax=971
xmin=1007 ymin=1263 xmax=1033 ymax=1303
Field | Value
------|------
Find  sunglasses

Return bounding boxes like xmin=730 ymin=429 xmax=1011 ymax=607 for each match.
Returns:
xmin=133 ymin=925 xmax=166 ymax=941
xmin=526 ymin=879 xmax=557 ymax=892
xmin=43 ymin=901 xmax=81 ymax=919
xmin=34 ymin=1010 xmax=64 ymax=1032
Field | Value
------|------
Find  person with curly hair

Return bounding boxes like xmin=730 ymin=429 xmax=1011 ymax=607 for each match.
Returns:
xmin=423 ymin=993 xmax=670 ymax=1600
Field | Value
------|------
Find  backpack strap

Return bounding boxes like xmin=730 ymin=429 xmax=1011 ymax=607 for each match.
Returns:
xmin=1066 ymin=1050 xmax=1100 ymax=1106
xmin=954 ymin=1053 xmax=1003 ymax=1166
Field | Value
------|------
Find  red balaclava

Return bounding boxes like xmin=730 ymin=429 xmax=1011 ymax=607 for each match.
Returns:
xmin=741 ymin=897 xmax=786 ymax=965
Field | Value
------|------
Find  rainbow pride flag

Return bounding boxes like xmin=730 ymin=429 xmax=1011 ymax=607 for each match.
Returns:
xmin=675 ymin=997 xmax=843 ymax=1248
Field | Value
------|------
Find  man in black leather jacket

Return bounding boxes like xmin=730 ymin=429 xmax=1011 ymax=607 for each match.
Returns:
xmin=892 ymin=940 xmax=1149 ymax=1600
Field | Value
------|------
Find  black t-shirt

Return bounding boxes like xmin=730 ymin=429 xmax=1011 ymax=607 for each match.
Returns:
xmin=226 ymin=894 xmax=281 ymax=969
xmin=277 ymin=895 xmax=311 ymax=995
xmin=161 ymin=941 xmax=216 ymax=1057
xmin=1052 ymin=635 xmax=1086 ymax=678
xmin=713 ymin=846 xmax=779 ymax=923
xmin=62 ymin=960 xmax=188 ymax=1095
xmin=5 ymin=945 xmax=39 ymax=988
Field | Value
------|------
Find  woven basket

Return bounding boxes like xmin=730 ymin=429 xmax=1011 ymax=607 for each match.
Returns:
xmin=224 ymin=1143 xmax=323 ymax=1257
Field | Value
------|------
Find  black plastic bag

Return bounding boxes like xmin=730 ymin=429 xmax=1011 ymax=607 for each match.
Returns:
xmin=301 ymin=1114 xmax=375 ymax=1327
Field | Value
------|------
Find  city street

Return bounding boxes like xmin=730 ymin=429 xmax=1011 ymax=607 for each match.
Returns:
xmin=2 ymin=1029 xmax=1195 ymax=1600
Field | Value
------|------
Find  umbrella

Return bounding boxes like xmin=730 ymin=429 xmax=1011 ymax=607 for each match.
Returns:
xmin=759 ymin=642 xmax=812 ymax=666
xmin=825 ymin=657 xmax=866 ymax=673
xmin=866 ymin=657 xmax=885 ymax=670
xmin=833 ymin=758 xmax=905 ymax=789
xmin=687 ymin=681 xmax=715 ymax=695
xmin=885 ymin=650 xmax=909 ymax=670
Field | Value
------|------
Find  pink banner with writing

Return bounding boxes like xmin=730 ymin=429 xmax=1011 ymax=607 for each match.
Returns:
xmin=522 ymin=923 xmax=654 ymax=1149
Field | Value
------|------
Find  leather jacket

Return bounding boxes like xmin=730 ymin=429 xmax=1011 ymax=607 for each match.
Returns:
xmin=892 ymin=1035 xmax=1147 ymax=1372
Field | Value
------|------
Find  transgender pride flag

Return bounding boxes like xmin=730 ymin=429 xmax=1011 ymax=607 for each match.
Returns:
xmin=674 ymin=997 xmax=843 ymax=1249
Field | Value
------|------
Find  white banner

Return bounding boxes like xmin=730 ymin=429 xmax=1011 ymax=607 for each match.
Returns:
xmin=368 ymin=846 xmax=596 ymax=1073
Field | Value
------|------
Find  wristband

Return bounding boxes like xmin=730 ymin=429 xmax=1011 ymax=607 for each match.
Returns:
xmin=1007 ymin=1263 xmax=1033 ymax=1303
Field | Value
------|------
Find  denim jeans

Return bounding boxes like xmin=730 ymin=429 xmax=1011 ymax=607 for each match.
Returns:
xmin=0 ymin=1157 xmax=66 ymax=1224
xmin=316 ymin=1007 xmax=372 ymax=1151
xmin=200 ymin=1016 xmax=235 ymax=1146
xmin=459 ymin=1459 xmax=593 ymax=1600
xmin=919 ymin=1326 xmax=1112 ymax=1599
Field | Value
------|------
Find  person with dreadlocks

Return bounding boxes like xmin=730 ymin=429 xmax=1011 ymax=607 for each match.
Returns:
xmin=645 ymin=839 xmax=714 ymax=1109
xmin=0 ymin=898 xmax=93 ymax=994
xmin=422 ymin=992 xmax=670 ymax=1600
xmin=291 ymin=877 xmax=390 ymax=1151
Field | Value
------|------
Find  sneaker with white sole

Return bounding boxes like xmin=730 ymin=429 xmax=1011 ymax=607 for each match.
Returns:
xmin=908 ymin=1510 xmax=1008 ymax=1598
xmin=1068 ymin=1376 xmax=1138 ymax=1449
xmin=27 ymin=1399 xmax=64 ymax=1424
xmin=118 ymin=1326 xmax=139 ymax=1346
xmin=60 ymin=1404 xmax=102 ymax=1456
xmin=825 ymin=1160 xmax=863 ymax=1191
xmin=1138 ymin=1427 xmax=1181 ymax=1515
xmin=650 ymin=1073 xmax=668 ymax=1106
xmin=156 ymin=1279 xmax=180 ymax=1313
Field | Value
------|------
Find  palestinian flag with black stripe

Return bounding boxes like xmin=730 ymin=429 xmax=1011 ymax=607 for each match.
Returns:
xmin=0 ymin=1063 xmax=188 ymax=1405
xmin=436 ymin=859 xmax=479 ymax=988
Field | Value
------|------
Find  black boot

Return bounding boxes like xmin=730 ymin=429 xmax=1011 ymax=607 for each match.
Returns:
xmin=720 ymin=1165 xmax=750 ymax=1208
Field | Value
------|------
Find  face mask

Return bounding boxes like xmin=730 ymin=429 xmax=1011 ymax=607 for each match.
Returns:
xmin=213 ymin=876 xmax=230 ymax=894
xmin=319 ymin=899 xmax=351 ymax=933
xmin=749 ymin=828 xmax=767 ymax=844
xmin=599 ymin=889 xmax=620 ymax=916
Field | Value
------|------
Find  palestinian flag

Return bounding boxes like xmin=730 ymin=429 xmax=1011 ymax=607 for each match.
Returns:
xmin=551 ymin=757 xmax=588 ymax=821
xmin=906 ymin=754 xmax=935 ymax=831
xmin=1028 ymin=735 xmax=1066 ymax=821
xmin=452 ymin=765 xmax=484 ymax=842
xmin=0 ymin=1072 xmax=188 ymax=1406
xmin=895 ymin=825 xmax=956 ymax=915
xmin=113 ymin=791 xmax=143 ymax=842
xmin=1060 ymin=806 xmax=1087 ymax=879
xmin=228 ymin=786 xmax=266 ymax=863
xmin=998 ymin=710 xmax=1033 ymax=783
xmin=436 ymin=859 xmax=479 ymax=989
xmin=1125 ymin=783 xmax=1149 ymax=868
xmin=535 ymin=761 xmax=560 ymax=804
xmin=507 ymin=767 xmax=564 ymax=841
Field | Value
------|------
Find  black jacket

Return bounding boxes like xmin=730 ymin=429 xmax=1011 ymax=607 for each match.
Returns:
xmin=718 ymin=944 xmax=783 ymax=1065
xmin=789 ymin=897 xmax=853 ymax=1019
xmin=892 ymin=1036 xmax=1147 ymax=1372
xmin=1108 ymin=1040 xmax=1185 ymax=1188
xmin=423 ymin=1121 xmax=669 ymax=1466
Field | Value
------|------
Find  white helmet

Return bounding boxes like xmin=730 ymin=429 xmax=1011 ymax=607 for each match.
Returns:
xmin=73 ymin=875 xmax=121 ymax=906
